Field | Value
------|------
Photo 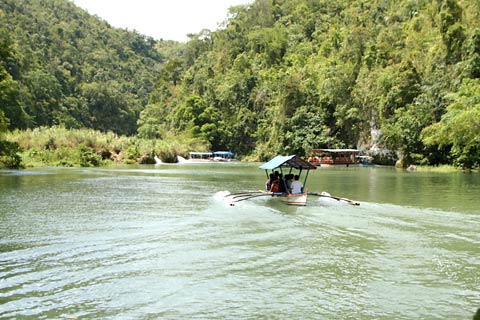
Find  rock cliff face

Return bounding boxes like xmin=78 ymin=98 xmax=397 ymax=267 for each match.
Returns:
xmin=357 ymin=116 xmax=398 ymax=166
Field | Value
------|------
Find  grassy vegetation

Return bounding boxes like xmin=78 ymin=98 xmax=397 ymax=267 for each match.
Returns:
xmin=414 ymin=165 xmax=456 ymax=173
xmin=2 ymin=126 xmax=477 ymax=172
xmin=415 ymin=165 xmax=478 ymax=173
xmin=3 ymin=126 xmax=209 ymax=168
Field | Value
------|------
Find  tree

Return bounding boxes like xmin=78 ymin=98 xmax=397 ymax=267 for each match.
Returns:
xmin=422 ymin=78 xmax=480 ymax=169
xmin=80 ymin=81 xmax=136 ymax=134
xmin=0 ymin=0 xmax=163 ymax=134
xmin=0 ymin=139 xmax=23 ymax=168
xmin=0 ymin=66 xmax=28 ymax=129
xmin=438 ymin=0 xmax=465 ymax=64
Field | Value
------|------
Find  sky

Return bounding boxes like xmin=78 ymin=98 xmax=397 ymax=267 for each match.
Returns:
xmin=71 ymin=0 xmax=253 ymax=42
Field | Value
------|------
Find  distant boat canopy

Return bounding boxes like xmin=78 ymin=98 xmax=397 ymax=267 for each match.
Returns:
xmin=213 ymin=151 xmax=234 ymax=158
xmin=309 ymin=149 xmax=360 ymax=166
xmin=189 ymin=152 xmax=214 ymax=160
xmin=187 ymin=151 xmax=234 ymax=162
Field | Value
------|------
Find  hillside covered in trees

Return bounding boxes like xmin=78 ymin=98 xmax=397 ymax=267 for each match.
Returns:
xmin=1 ymin=0 xmax=479 ymax=169
xmin=141 ymin=0 xmax=479 ymax=168
xmin=0 ymin=0 xmax=181 ymax=135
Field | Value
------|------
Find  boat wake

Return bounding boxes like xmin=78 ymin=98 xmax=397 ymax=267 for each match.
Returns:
xmin=308 ymin=191 xmax=360 ymax=206
xmin=216 ymin=190 xmax=249 ymax=207
xmin=214 ymin=190 xmax=231 ymax=200
xmin=214 ymin=191 xmax=236 ymax=207
xmin=214 ymin=190 xmax=272 ymax=208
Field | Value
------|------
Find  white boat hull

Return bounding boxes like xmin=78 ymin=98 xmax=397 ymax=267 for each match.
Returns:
xmin=276 ymin=193 xmax=308 ymax=206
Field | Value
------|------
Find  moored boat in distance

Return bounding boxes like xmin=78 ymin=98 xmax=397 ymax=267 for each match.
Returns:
xmin=308 ymin=149 xmax=360 ymax=166
xmin=178 ymin=151 xmax=235 ymax=163
xmin=212 ymin=151 xmax=234 ymax=162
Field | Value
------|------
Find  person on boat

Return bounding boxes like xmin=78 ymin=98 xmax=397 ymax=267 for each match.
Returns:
xmin=278 ymin=173 xmax=287 ymax=193
xmin=265 ymin=173 xmax=274 ymax=191
xmin=291 ymin=175 xmax=303 ymax=194
xmin=285 ymin=174 xmax=293 ymax=193
xmin=270 ymin=177 xmax=280 ymax=193
xmin=273 ymin=170 xmax=280 ymax=181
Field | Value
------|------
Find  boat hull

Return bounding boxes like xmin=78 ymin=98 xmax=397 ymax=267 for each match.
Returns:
xmin=276 ymin=193 xmax=308 ymax=206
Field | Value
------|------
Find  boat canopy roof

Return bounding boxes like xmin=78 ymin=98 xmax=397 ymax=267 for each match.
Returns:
xmin=189 ymin=152 xmax=213 ymax=156
xmin=259 ymin=155 xmax=317 ymax=170
xmin=213 ymin=151 xmax=233 ymax=157
xmin=311 ymin=148 xmax=359 ymax=154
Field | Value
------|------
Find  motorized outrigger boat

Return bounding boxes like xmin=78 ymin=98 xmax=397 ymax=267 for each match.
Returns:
xmin=259 ymin=154 xmax=316 ymax=206
xmin=224 ymin=154 xmax=360 ymax=207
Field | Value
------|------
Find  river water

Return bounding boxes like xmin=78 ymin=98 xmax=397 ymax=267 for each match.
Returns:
xmin=0 ymin=163 xmax=479 ymax=319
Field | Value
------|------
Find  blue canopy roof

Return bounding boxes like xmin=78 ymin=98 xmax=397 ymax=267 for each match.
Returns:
xmin=213 ymin=151 xmax=233 ymax=157
xmin=259 ymin=155 xmax=317 ymax=170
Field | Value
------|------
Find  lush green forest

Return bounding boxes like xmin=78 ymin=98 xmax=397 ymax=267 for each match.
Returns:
xmin=0 ymin=0 xmax=169 ymax=134
xmin=1 ymin=0 xmax=479 ymax=169
xmin=0 ymin=0 xmax=188 ymax=167
xmin=141 ymin=0 xmax=479 ymax=168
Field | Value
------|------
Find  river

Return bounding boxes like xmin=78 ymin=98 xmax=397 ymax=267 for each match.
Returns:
xmin=0 ymin=163 xmax=479 ymax=319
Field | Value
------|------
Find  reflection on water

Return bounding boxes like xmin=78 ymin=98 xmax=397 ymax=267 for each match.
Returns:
xmin=0 ymin=165 xmax=479 ymax=319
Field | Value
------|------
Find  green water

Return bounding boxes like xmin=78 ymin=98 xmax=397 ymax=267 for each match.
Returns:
xmin=0 ymin=164 xmax=479 ymax=319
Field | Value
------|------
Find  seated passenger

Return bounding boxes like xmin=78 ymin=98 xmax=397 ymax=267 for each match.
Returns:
xmin=270 ymin=178 xmax=280 ymax=193
xmin=290 ymin=175 xmax=303 ymax=194
xmin=278 ymin=173 xmax=286 ymax=193
xmin=285 ymin=174 xmax=293 ymax=193
xmin=265 ymin=173 xmax=274 ymax=191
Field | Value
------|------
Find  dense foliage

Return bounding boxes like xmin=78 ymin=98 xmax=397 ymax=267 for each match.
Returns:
xmin=0 ymin=0 xmax=166 ymax=134
xmin=5 ymin=126 xmax=206 ymax=167
xmin=1 ymin=0 xmax=479 ymax=169
xmin=139 ymin=0 xmax=479 ymax=168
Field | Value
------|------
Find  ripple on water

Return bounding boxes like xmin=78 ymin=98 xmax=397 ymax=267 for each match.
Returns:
xmin=1 ymin=167 xmax=479 ymax=319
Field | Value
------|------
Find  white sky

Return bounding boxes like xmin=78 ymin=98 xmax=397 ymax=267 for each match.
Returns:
xmin=71 ymin=0 xmax=253 ymax=42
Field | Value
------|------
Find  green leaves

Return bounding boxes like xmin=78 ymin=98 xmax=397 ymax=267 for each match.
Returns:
xmin=422 ymin=78 xmax=480 ymax=168
xmin=80 ymin=81 xmax=137 ymax=135
xmin=138 ymin=0 xmax=479 ymax=164
xmin=0 ymin=0 xmax=162 ymax=134
xmin=2 ymin=0 xmax=479 ymax=167
xmin=0 ymin=140 xmax=23 ymax=168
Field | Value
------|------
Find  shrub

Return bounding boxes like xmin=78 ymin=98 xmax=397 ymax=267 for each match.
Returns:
xmin=77 ymin=144 xmax=102 ymax=167
xmin=125 ymin=144 xmax=140 ymax=164
xmin=158 ymin=149 xmax=178 ymax=163
xmin=5 ymin=127 xmax=210 ymax=167
xmin=0 ymin=140 xmax=24 ymax=168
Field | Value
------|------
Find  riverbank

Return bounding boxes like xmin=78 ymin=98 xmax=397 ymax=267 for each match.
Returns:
xmin=415 ymin=164 xmax=478 ymax=173
xmin=1 ymin=127 xmax=477 ymax=173
xmin=2 ymin=126 xmax=209 ymax=168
